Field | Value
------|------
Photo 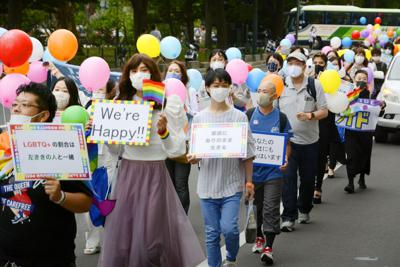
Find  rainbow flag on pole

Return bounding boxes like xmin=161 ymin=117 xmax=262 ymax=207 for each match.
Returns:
xmin=347 ymin=87 xmax=363 ymax=104
xmin=142 ymin=79 xmax=165 ymax=105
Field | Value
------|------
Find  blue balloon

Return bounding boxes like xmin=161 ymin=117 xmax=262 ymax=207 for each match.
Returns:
xmin=344 ymin=50 xmax=355 ymax=63
xmin=226 ymin=47 xmax=242 ymax=62
xmin=379 ymin=34 xmax=389 ymax=45
xmin=246 ymin=68 xmax=266 ymax=92
xmin=42 ymin=48 xmax=66 ymax=64
xmin=0 ymin=27 xmax=7 ymax=37
xmin=280 ymin=38 xmax=292 ymax=49
xmin=342 ymin=37 xmax=352 ymax=48
xmin=187 ymin=69 xmax=203 ymax=91
xmin=160 ymin=36 xmax=182 ymax=59
xmin=360 ymin=17 xmax=367 ymax=25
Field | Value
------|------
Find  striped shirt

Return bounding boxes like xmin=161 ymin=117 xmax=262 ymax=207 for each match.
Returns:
xmin=193 ymin=107 xmax=255 ymax=199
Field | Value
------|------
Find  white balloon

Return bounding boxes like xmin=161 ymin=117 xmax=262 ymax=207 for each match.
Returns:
xmin=330 ymin=37 xmax=342 ymax=49
xmin=29 ymin=37 xmax=44 ymax=62
xmin=326 ymin=92 xmax=349 ymax=114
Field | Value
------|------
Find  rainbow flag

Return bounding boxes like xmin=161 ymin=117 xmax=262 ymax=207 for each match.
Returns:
xmin=347 ymin=87 xmax=363 ymax=104
xmin=142 ymin=79 xmax=165 ymax=105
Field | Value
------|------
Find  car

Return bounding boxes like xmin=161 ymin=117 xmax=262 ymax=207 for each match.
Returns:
xmin=376 ymin=53 xmax=400 ymax=142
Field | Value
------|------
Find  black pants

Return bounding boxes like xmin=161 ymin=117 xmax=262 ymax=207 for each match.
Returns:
xmin=165 ymin=158 xmax=191 ymax=214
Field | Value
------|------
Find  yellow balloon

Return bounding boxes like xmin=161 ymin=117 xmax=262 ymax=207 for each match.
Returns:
xmin=136 ymin=34 xmax=160 ymax=58
xmin=337 ymin=49 xmax=347 ymax=57
xmin=319 ymin=70 xmax=341 ymax=94
xmin=279 ymin=52 xmax=287 ymax=61
xmin=374 ymin=23 xmax=381 ymax=30
xmin=365 ymin=49 xmax=372 ymax=61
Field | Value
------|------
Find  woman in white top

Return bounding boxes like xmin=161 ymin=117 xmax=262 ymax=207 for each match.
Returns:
xmin=98 ymin=54 xmax=204 ymax=267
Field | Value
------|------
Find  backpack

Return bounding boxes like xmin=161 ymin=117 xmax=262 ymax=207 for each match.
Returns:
xmin=246 ymin=107 xmax=288 ymax=133
xmin=306 ymin=76 xmax=317 ymax=101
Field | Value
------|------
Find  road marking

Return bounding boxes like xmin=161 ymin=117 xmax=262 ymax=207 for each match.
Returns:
xmin=354 ymin=257 xmax=379 ymax=261
xmin=198 ymin=163 xmax=343 ymax=266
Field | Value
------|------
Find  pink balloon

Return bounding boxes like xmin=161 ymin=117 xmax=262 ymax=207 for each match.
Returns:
xmin=321 ymin=46 xmax=333 ymax=55
xmin=165 ymin=78 xmax=186 ymax=103
xmin=79 ymin=57 xmax=110 ymax=92
xmin=225 ymin=59 xmax=249 ymax=85
xmin=0 ymin=74 xmax=30 ymax=108
xmin=27 ymin=61 xmax=47 ymax=83
xmin=367 ymin=35 xmax=376 ymax=44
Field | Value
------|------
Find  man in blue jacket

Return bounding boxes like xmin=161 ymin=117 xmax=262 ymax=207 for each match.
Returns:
xmin=246 ymin=79 xmax=292 ymax=265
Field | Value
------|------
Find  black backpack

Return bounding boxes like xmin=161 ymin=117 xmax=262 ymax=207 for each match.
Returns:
xmin=306 ymin=76 xmax=317 ymax=101
xmin=246 ymin=108 xmax=288 ymax=133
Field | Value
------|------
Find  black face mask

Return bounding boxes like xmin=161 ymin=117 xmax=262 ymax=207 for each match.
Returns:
xmin=266 ymin=62 xmax=278 ymax=73
xmin=315 ymin=65 xmax=325 ymax=76
xmin=356 ymin=81 xmax=368 ymax=90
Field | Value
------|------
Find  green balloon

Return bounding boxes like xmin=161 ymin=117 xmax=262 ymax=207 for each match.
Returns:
xmin=397 ymin=28 xmax=400 ymax=36
xmin=61 ymin=105 xmax=89 ymax=126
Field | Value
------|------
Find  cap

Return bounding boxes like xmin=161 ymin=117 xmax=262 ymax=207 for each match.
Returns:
xmin=287 ymin=51 xmax=307 ymax=63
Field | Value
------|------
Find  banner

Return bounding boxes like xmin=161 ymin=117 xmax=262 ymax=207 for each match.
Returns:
xmin=190 ymin=122 xmax=248 ymax=158
xmin=336 ymin=99 xmax=381 ymax=132
xmin=53 ymin=62 xmax=121 ymax=96
xmin=9 ymin=124 xmax=91 ymax=181
xmin=87 ymin=100 xmax=154 ymax=145
xmin=252 ymin=132 xmax=287 ymax=166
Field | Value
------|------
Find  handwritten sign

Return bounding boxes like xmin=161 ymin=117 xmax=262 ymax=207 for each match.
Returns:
xmin=336 ymin=99 xmax=381 ymax=132
xmin=9 ymin=124 xmax=91 ymax=181
xmin=253 ymin=132 xmax=287 ymax=166
xmin=87 ymin=100 xmax=154 ymax=145
xmin=190 ymin=122 xmax=248 ymax=158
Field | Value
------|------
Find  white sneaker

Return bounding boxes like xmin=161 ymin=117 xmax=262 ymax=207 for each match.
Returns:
xmin=84 ymin=246 xmax=101 ymax=255
xmin=223 ymin=260 xmax=237 ymax=267
xmin=281 ymin=220 xmax=295 ymax=232
xmin=298 ymin=212 xmax=310 ymax=224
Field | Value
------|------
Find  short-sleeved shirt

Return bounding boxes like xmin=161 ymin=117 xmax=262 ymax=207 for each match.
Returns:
xmin=249 ymin=108 xmax=293 ymax=183
xmin=278 ymin=76 xmax=327 ymax=145
xmin=193 ymin=107 xmax=256 ymax=199
xmin=0 ymin=175 xmax=92 ymax=264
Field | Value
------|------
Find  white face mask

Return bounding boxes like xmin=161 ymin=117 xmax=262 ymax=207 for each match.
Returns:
xmin=210 ymin=87 xmax=230 ymax=103
xmin=355 ymin=56 xmax=365 ymax=65
xmin=332 ymin=65 xmax=340 ymax=71
xmin=385 ymin=49 xmax=392 ymax=55
xmin=287 ymin=65 xmax=303 ymax=78
xmin=9 ymin=112 xmax=43 ymax=124
xmin=210 ymin=61 xmax=225 ymax=70
xmin=53 ymin=91 xmax=70 ymax=110
xmin=92 ymin=92 xmax=106 ymax=100
xmin=130 ymin=72 xmax=151 ymax=91
xmin=372 ymin=56 xmax=381 ymax=63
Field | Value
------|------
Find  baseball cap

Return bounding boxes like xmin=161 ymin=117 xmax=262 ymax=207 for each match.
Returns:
xmin=287 ymin=51 xmax=307 ymax=63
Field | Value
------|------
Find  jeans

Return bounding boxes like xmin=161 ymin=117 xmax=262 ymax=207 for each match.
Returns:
xmin=165 ymin=158 xmax=191 ymax=213
xmin=200 ymin=192 xmax=242 ymax=267
xmin=282 ymin=142 xmax=318 ymax=221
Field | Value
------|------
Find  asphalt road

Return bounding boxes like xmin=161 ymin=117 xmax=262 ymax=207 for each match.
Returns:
xmin=75 ymin=134 xmax=400 ymax=267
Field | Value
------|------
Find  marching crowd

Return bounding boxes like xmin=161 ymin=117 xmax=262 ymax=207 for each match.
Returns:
xmin=0 ymin=36 xmax=395 ymax=267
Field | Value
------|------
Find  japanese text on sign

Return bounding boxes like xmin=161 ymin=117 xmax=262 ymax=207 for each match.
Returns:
xmin=9 ymin=124 xmax=91 ymax=181
xmin=190 ymin=123 xmax=248 ymax=158
xmin=87 ymin=100 xmax=153 ymax=146
xmin=252 ymin=132 xmax=287 ymax=166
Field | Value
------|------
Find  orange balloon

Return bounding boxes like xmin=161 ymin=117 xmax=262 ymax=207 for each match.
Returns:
xmin=394 ymin=45 xmax=400 ymax=55
xmin=263 ymin=74 xmax=284 ymax=97
xmin=48 ymin=29 xmax=78 ymax=62
xmin=4 ymin=61 xmax=30 ymax=75
xmin=388 ymin=30 xmax=394 ymax=38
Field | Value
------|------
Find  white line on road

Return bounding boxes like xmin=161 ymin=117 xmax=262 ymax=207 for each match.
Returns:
xmin=198 ymin=163 xmax=343 ymax=266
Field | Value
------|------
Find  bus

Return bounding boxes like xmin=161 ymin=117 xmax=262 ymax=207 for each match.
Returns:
xmin=286 ymin=5 xmax=400 ymax=45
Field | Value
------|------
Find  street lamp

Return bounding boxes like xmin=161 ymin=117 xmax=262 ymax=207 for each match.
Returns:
xmin=295 ymin=0 xmax=300 ymax=46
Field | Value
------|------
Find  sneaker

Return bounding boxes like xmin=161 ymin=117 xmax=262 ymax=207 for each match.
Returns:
xmin=261 ymin=247 xmax=274 ymax=265
xmin=84 ymin=246 xmax=101 ymax=255
xmin=252 ymin=237 xmax=265 ymax=253
xmin=344 ymin=184 xmax=355 ymax=193
xmin=281 ymin=220 xmax=295 ymax=232
xmin=223 ymin=260 xmax=237 ymax=267
xmin=298 ymin=212 xmax=310 ymax=224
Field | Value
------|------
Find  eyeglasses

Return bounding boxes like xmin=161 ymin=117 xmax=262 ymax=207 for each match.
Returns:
xmin=11 ymin=102 xmax=40 ymax=110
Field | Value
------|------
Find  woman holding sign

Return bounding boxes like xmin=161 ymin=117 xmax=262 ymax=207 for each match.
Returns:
xmin=187 ymin=69 xmax=256 ymax=267
xmin=98 ymin=54 xmax=204 ymax=267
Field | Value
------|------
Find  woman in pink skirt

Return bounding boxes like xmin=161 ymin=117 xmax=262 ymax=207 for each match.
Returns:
xmin=98 ymin=54 xmax=204 ymax=267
